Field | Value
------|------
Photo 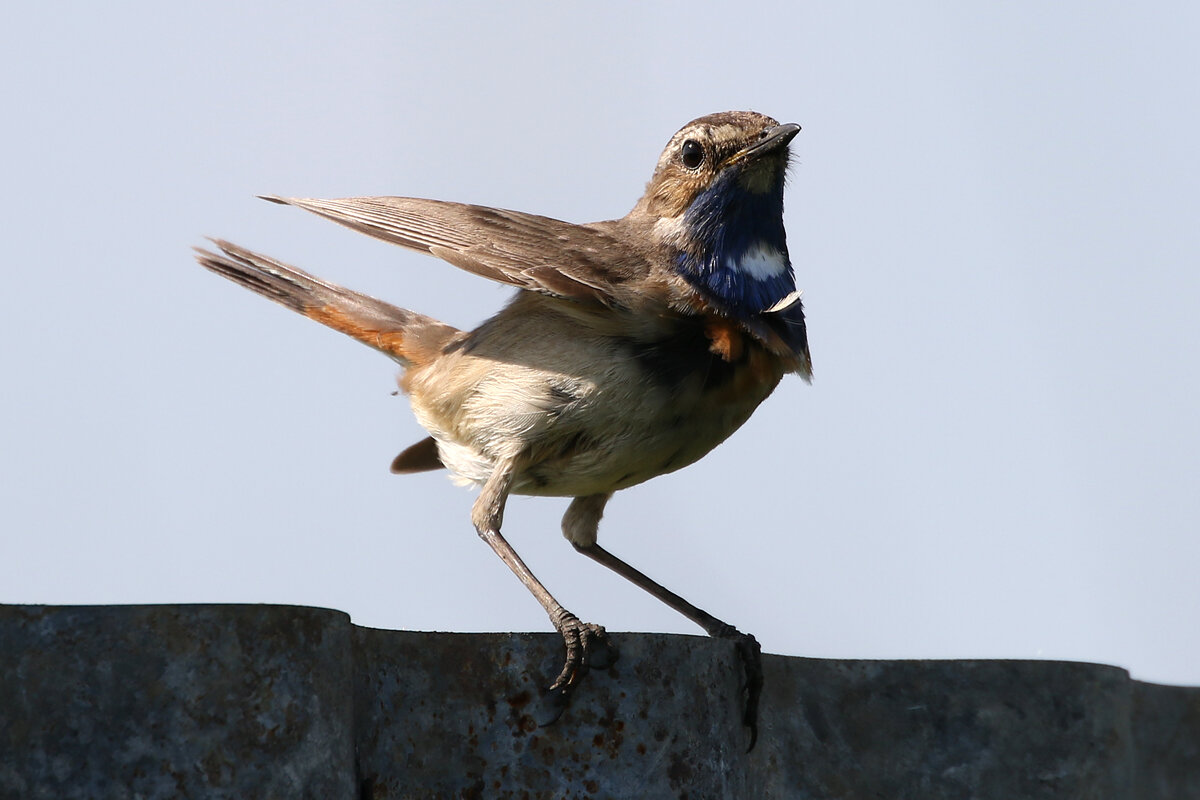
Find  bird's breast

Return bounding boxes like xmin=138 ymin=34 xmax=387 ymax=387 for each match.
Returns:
xmin=403 ymin=297 xmax=786 ymax=498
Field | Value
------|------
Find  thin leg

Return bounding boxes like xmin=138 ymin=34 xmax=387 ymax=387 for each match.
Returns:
xmin=471 ymin=464 xmax=616 ymax=722
xmin=563 ymin=494 xmax=764 ymax=751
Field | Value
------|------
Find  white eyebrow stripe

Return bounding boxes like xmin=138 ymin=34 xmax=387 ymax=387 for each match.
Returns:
xmin=726 ymin=241 xmax=787 ymax=279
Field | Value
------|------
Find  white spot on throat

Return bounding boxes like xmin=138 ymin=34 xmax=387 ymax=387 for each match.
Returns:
xmin=726 ymin=241 xmax=786 ymax=279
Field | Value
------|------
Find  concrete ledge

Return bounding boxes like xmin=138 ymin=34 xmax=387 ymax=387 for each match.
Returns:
xmin=1 ymin=604 xmax=1196 ymax=798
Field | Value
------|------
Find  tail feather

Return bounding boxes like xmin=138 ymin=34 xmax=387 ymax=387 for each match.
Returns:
xmin=195 ymin=239 xmax=461 ymax=366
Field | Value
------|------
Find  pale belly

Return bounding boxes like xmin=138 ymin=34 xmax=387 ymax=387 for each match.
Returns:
xmin=405 ymin=306 xmax=785 ymax=498
xmin=431 ymin=377 xmax=770 ymax=497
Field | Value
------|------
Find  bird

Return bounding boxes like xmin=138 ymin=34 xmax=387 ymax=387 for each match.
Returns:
xmin=195 ymin=110 xmax=809 ymax=750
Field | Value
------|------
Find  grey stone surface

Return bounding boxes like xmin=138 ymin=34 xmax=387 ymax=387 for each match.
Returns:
xmin=1 ymin=604 xmax=1197 ymax=799
xmin=353 ymin=628 xmax=751 ymax=798
xmin=0 ymin=605 xmax=355 ymax=800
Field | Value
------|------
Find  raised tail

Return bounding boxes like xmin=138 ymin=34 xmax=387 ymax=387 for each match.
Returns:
xmin=194 ymin=239 xmax=462 ymax=367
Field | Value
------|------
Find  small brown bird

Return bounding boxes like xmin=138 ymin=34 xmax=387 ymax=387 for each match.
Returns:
xmin=196 ymin=111 xmax=808 ymax=749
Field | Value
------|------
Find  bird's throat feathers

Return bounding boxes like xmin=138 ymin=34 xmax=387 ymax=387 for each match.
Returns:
xmin=673 ymin=168 xmax=794 ymax=319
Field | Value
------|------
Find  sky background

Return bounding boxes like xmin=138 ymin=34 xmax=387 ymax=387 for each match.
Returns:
xmin=2 ymin=3 xmax=1197 ymax=686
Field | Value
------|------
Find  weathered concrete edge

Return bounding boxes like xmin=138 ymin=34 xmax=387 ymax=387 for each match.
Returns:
xmin=1 ymin=604 xmax=1197 ymax=799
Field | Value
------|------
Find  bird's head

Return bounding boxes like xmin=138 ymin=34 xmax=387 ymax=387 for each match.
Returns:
xmin=632 ymin=111 xmax=801 ymax=321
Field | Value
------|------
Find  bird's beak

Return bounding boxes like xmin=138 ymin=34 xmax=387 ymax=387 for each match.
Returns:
xmin=734 ymin=123 xmax=801 ymax=162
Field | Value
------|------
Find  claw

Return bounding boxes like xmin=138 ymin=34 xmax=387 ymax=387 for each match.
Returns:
xmin=716 ymin=628 xmax=763 ymax=751
xmin=537 ymin=613 xmax=617 ymax=726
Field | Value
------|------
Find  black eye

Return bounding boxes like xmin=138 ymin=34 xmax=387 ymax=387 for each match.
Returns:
xmin=680 ymin=139 xmax=704 ymax=169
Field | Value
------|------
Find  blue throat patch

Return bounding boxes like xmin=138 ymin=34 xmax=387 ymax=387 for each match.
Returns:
xmin=675 ymin=169 xmax=795 ymax=318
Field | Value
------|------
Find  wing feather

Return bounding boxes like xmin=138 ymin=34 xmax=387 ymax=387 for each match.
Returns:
xmin=261 ymin=195 xmax=652 ymax=308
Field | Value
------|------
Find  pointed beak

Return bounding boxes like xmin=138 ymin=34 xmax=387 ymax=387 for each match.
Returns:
xmin=736 ymin=123 xmax=801 ymax=161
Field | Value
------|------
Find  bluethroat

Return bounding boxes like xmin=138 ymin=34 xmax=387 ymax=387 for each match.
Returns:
xmin=196 ymin=111 xmax=809 ymax=749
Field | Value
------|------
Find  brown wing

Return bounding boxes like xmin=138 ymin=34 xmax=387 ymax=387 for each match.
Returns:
xmin=261 ymin=195 xmax=654 ymax=309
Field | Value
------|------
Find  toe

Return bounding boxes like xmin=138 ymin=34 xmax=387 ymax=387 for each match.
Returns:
xmin=538 ymin=615 xmax=615 ymax=727
xmin=583 ymin=623 xmax=619 ymax=670
xmin=734 ymin=633 xmax=764 ymax=751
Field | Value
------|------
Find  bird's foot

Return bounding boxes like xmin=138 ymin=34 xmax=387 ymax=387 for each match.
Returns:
xmin=537 ymin=611 xmax=618 ymax=726
xmin=713 ymin=625 xmax=763 ymax=751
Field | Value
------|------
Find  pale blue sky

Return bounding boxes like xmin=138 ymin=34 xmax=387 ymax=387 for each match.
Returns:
xmin=2 ymin=3 xmax=1197 ymax=685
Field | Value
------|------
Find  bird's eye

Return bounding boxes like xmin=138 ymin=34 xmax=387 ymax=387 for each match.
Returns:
xmin=680 ymin=139 xmax=704 ymax=169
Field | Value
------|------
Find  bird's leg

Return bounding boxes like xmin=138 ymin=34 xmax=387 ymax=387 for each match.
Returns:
xmin=576 ymin=543 xmax=763 ymax=749
xmin=471 ymin=463 xmax=616 ymax=724
xmin=563 ymin=494 xmax=764 ymax=751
